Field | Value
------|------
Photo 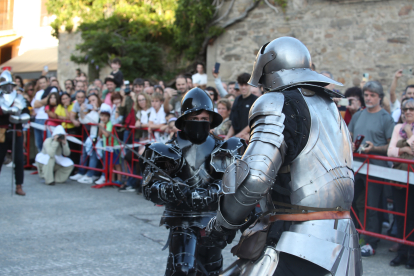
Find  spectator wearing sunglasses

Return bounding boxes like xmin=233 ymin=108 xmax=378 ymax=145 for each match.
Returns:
xmin=205 ymin=86 xmax=218 ymax=112
xmin=387 ymin=97 xmax=414 ymax=268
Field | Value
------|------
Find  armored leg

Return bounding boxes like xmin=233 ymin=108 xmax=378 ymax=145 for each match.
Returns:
xmin=274 ymin=252 xmax=331 ymax=276
xmin=197 ymin=242 xmax=223 ymax=275
xmin=165 ymin=227 xmax=198 ymax=276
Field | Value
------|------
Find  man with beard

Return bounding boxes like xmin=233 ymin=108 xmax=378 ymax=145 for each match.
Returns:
xmin=168 ymin=75 xmax=189 ymax=117
xmin=142 ymin=87 xmax=246 ymax=275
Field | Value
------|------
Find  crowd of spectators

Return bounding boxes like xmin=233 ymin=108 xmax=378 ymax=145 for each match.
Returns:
xmin=7 ymin=59 xmax=414 ymax=267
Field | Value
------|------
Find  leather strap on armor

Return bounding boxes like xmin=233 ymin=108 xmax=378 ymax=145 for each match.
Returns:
xmin=269 ymin=211 xmax=351 ymax=222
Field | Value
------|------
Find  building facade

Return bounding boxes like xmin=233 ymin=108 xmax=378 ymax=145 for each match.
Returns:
xmin=207 ymin=0 xmax=414 ymax=95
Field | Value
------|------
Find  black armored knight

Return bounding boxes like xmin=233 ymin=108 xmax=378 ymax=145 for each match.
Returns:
xmin=0 ymin=70 xmax=30 ymax=196
xmin=142 ymin=87 xmax=246 ymax=276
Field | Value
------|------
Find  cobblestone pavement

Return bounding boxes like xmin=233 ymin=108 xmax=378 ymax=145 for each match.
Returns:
xmin=0 ymin=167 xmax=412 ymax=276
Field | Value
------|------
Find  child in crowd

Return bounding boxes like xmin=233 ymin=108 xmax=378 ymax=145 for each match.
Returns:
xmin=110 ymin=58 xmax=124 ymax=88
xmin=166 ymin=117 xmax=178 ymax=140
xmin=99 ymin=105 xmax=122 ymax=184
xmin=148 ymin=93 xmax=166 ymax=142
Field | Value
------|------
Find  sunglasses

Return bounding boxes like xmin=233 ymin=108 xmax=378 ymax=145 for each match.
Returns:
xmin=402 ymin=107 xmax=414 ymax=112
xmin=208 ymin=92 xmax=215 ymax=96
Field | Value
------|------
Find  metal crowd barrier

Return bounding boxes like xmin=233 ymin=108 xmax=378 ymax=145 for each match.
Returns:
xmin=352 ymin=153 xmax=414 ymax=247
xmin=29 ymin=119 xmax=161 ymax=188
xmin=24 ymin=120 xmax=414 ymax=246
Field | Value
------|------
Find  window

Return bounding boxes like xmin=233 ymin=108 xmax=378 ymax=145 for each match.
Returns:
xmin=0 ymin=0 xmax=13 ymax=31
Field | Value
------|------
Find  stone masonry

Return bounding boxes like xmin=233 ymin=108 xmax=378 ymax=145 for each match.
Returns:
xmin=206 ymin=0 xmax=414 ymax=97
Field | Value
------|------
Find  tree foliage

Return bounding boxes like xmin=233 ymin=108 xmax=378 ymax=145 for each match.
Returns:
xmin=46 ymin=0 xmax=225 ymax=80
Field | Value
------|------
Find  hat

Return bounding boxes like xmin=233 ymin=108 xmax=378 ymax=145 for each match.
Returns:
xmin=100 ymin=103 xmax=111 ymax=115
xmin=52 ymin=125 xmax=66 ymax=137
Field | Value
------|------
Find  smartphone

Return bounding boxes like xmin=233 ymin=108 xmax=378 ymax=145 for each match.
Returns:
xmin=348 ymin=99 xmax=352 ymax=106
xmin=44 ymin=65 xmax=48 ymax=72
xmin=85 ymin=104 xmax=94 ymax=110
xmin=338 ymin=98 xmax=348 ymax=106
xmin=214 ymin=62 xmax=220 ymax=74
xmin=362 ymin=73 xmax=369 ymax=79
xmin=354 ymin=135 xmax=365 ymax=152
xmin=403 ymin=68 xmax=413 ymax=75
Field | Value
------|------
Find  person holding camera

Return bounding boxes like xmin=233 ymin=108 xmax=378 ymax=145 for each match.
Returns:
xmin=348 ymin=80 xmax=395 ymax=257
xmin=35 ymin=125 xmax=74 ymax=185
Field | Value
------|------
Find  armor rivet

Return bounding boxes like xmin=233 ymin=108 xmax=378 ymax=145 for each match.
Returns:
xmin=315 ymin=190 xmax=317 ymax=193
xmin=310 ymin=180 xmax=313 ymax=183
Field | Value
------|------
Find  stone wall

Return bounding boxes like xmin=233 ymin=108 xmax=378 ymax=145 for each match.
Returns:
xmin=57 ymin=32 xmax=88 ymax=83
xmin=207 ymin=0 xmax=414 ymax=97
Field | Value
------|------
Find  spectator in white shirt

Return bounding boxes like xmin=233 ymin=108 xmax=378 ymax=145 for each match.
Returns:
xmin=389 ymin=69 xmax=414 ymax=123
xmin=148 ymin=93 xmax=166 ymax=142
xmin=31 ymin=76 xmax=50 ymax=152
xmin=192 ymin=62 xmax=207 ymax=87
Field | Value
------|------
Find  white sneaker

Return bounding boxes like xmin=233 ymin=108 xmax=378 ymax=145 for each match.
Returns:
xmin=77 ymin=175 xmax=93 ymax=184
xmin=95 ymin=175 xmax=106 ymax=184
xmin=69 ymin=173 xmax=84 ymax=181
xmin=6 ymin=162 xmax=13 ymax=167
xmin=92 ymin=175 xmax=99 ymax=181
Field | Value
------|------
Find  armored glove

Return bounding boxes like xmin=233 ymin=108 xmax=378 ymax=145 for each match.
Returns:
xmin=10 ymin=114 xmax=30 ymax=124
xmin=159 ymin=180 xmax=191 ymax=205
xmin=1 ymin=104 xmax=19 ymax=115
xmin=190 ymin=184 xmax=220 ymax=211
xmin=205 ymin=216 xmax=237 ymax=249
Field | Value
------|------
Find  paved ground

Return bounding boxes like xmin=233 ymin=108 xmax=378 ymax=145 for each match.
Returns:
xmin=0 ymin=167 xmax=412 ymax=276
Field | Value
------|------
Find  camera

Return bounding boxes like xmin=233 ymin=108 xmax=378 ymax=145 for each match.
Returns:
xmin=58 ymin=134 xmax=65 ymax=141
xmin=124 ymin=80 xmax=131 ymax=95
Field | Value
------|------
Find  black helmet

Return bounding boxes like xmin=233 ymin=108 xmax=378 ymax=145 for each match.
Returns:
xmin=175 ymin=87 xmax=222 ymax=130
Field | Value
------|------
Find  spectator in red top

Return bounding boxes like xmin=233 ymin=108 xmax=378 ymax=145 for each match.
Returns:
xmin=45 ymin=92 xmax=60 ymax=137
xmin=343 ymin=87 xmax=365 ymax=125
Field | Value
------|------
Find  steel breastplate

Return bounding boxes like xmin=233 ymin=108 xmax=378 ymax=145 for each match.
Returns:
xmin=172 ymin=133 xmax=217 ymax=187
xmin=0 ymin=90 xmax=17 ymax=107
xmin=289 ymin=90 xmax=354 ymax=210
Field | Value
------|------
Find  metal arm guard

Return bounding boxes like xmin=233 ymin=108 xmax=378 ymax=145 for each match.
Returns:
xmin=215 ymin=93 xmax=287 ymax=230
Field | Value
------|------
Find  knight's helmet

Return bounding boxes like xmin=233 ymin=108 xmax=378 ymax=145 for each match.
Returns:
xmin=175 ymin=87 xmax=222 ymax=144
xmin=248 ymin=36 xmax=343 ymax=97
xmin=0 ymin=70 xmax=16 ymax=94
xmin=175 ymin=87 xmax=222 ymax=130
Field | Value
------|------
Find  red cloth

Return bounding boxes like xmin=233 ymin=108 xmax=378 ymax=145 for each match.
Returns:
xmin=124 ymin=107 xmax=136 ymax=127
xmin=344 ymin=109 xmax=352 ymax=125
xmin=44 ymin=106 xmax=59 ymax=126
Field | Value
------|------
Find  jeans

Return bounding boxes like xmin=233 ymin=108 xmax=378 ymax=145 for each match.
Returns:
xmin=353 ymin=173 xmax=385 ymax=249
xmin=78 ymin=146 xmax=100 ymax=177
xmin=34 ymin=118 xmax=46 ymax=152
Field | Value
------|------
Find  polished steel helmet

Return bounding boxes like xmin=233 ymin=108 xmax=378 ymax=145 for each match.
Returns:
xmin=0 ymin=70 xmax=16 ymax=94
xmin=248 ymin=37 xmax=343 ymax=97
xmin=175 ymin=87 xmax=222 ymax=130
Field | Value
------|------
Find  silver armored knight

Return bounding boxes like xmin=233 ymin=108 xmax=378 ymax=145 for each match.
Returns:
xmin=206 ymin=37 xmax=362 ymax=276
xmin=0 ymin=70 xmax=30 ymax=196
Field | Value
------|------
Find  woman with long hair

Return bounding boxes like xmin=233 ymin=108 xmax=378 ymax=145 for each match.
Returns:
xmin=45 ymin=92 xmax=60 ymax=137
xmin=387 ymin=97 xmax=414 ymax=268
xmin=70 ymin=93 xmax=103 ymax=184
xmin=134 ymin=92 xmax=152 ymax=141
